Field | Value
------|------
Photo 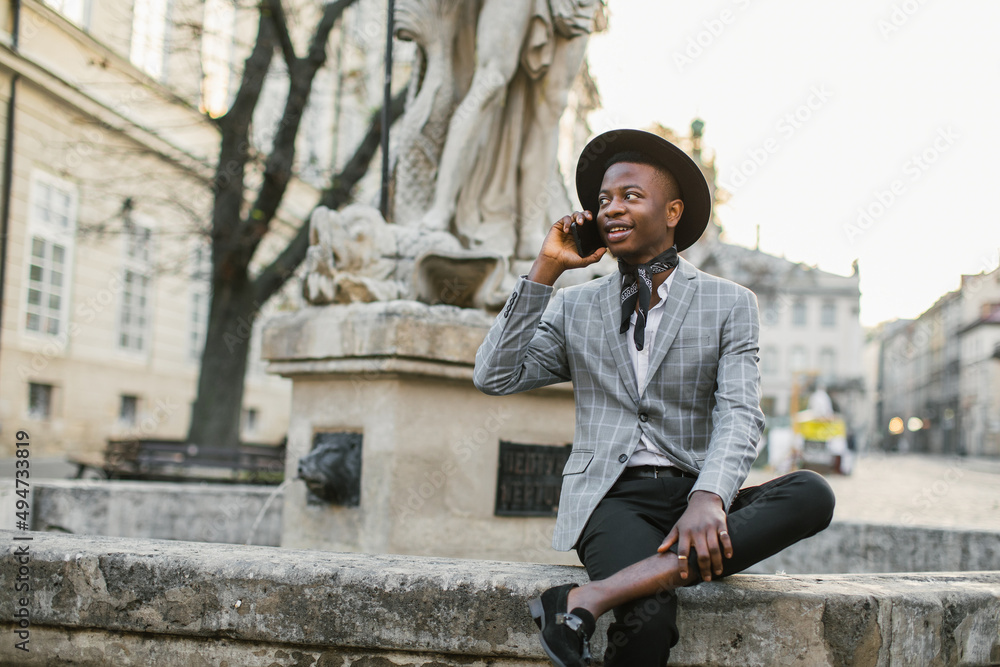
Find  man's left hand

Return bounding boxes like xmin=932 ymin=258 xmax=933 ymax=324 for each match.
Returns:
xmin=657 ymin=491 xmax=732 ymax=582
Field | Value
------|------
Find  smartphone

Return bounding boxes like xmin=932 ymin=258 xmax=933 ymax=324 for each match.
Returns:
xmin=570 ymin=217 xmax=604 ymax=257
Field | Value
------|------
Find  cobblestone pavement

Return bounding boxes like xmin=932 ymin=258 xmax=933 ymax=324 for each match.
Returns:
xmin=745 ymin=453 xmax=1000 ymax=531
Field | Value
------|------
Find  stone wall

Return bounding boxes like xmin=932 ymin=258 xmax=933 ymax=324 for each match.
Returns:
xmin=263 ymin=302 xmax=581 ymax=565
xmin=1 ymin=532 xmax=998 ymax=666
xmin=10 ymin=480 xmax=1000 ymax=576
xmin=1 ymin=479 xmax=282 ymax=546
xmin=746 ymin=520 xmax=1000 ymax=575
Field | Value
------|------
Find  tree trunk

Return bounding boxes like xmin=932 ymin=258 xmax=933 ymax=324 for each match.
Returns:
xmin=186 ymin=272 xmax=258 ymax=450
xmin=187 ymin=93 xmax=406 ymax=452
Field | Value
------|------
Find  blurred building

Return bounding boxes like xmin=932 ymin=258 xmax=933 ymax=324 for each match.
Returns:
xmin=0 ymin=0 xmax=319 ymax=456
xmin=872 ymin=318 xmax=917 ymax=452
xmin=0 ymin=0 xmax=607 ymax=458
xmin=698 ymin=244 xmax=865 ymax=435
xmin=673 ymin=121 xmax=866 ymax=440
xmin=958 ymin=268 xmax=1000 ymax=456
xmin=872 ymin=263 xmax=1000 ymax=456
xmin=873 ymin=291 xmax=962 ymax=455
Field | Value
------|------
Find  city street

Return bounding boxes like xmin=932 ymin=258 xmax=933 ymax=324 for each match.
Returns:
xmin=747 ymin=453 xmax=1000 ymax=531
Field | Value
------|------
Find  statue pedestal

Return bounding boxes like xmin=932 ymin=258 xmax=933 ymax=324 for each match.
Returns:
xmin=262 ymin=301 xmax=579 ymax=565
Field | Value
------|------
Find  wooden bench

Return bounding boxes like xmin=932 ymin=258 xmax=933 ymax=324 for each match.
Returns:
xmin=67 ymin=439 xmax=285 ymax=484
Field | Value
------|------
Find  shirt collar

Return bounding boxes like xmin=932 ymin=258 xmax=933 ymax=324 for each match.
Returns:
xmin=628 ymin=268 xmax=676 ymax=323
xmin=653 ymin=269 xmax=675 ymax=308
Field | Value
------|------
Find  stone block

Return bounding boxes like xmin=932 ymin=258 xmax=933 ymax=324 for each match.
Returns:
xmin=29 ymin=480 xmax=282 ymax=546
xmin=262 ymin=302 xmax=578 ymax=565
xmin=747 ymin=521 xmax=1000 ymax=575
xmin=0 ymin=532 xmax=998 ymax=665
xmin=262 ymin=301 xmax=494 ymax=371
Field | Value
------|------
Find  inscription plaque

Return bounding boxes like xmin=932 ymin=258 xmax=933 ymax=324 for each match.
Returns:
xmin=494 ymin=441 xmax=571 ymax=517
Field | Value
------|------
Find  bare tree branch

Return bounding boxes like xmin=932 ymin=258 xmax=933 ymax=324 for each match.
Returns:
xmin=217 ymin=9 xmax=275 ymax=144
xmin=189 ymin=0 xmax=401 ymax=449
xmin=263 ymin=0 xmax=298 ymax=73
xmin=212 ymin=10 xmax=276 ymax=279
xmin=238 ymin=0 xmax=358 ymax=265
xmin=307 ymin=0 xmax=356 ymax=66
xmin=321 ymin=89 xmax=406 ymax=210
xmin=251 ymin=90 xmax=407 ymax=305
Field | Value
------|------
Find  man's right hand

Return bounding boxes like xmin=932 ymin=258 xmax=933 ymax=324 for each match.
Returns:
xmin=527 ymin=211 xmax=607 ymax=286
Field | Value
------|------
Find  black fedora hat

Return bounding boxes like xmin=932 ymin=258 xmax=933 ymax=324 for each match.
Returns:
xmin=575 ymin=129 xmax=712 ymax=252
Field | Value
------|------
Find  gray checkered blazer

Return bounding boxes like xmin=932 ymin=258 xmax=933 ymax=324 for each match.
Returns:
xmin=474 ymin=257 xmax=765 ymax=551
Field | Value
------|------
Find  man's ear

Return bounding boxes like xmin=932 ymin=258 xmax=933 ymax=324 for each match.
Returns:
xmin=666 ymin=199 xmax=684 ymax=230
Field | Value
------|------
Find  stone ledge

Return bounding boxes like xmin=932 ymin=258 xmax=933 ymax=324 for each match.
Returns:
xmin=747 ymin=520 xmax=1000 ymax=575
xmin=1 ymin=532 xmax=998 ymax=666
xmin=20 ymin=480 xmax=283 ymax=547
xmin=261 ymin=301 xmax=494 ymax=368
xmin=15 ymin=480 xmax=1000 ymax=573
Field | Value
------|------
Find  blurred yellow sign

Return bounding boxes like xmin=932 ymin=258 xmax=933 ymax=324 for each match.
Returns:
xmin=797 ymin=419 xmax=846 ymax=442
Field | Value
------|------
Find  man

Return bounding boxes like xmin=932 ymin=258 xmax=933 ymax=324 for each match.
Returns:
xmin=473 ymin=129 xmax=835 ymax=666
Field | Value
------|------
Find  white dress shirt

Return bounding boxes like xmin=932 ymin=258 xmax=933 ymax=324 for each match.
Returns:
xmin=626 ymin=268 xmax=679 ymax=468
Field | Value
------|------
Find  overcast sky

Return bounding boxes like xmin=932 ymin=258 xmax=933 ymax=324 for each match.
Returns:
xmin=586 ymin=0 xmax=1000 ymax=327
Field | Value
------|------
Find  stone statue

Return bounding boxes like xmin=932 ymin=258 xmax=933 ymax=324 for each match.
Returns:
xmin=393 ymin=0 xmax=603 ymax=260
xmin=389 ymin=0 xmax=472 ymax=226
xmin=301 ymin=203 xmax=505 ymax=308
xmin=297 ymin=432 xmax=363 ymax=506
xmin=301 ymin=0 xmax=603 ymax=309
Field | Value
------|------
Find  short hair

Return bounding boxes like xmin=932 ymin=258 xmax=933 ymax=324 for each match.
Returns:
xmin=603 ymin=151 xmax=681 ymax=201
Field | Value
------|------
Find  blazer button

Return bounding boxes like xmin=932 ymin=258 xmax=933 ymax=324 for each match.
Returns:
xmin=618 ymin=454 xmax=628 ymax=463
xmin=639 ymin=412 xmax=649 ymax=423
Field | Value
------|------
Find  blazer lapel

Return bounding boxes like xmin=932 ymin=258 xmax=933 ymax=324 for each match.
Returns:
xmin=601 ymin=272 xmax=639 ymax=403
xmin=641 ymin=258 xmax=698 ymax=395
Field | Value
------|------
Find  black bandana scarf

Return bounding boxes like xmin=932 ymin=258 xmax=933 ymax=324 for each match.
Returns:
xmin=618 ymin=246 xmax=679 ymax=351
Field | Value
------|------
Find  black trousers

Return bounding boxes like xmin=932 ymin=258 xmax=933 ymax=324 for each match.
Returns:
xmin=575 ymin=470 xmax=836 ymax=666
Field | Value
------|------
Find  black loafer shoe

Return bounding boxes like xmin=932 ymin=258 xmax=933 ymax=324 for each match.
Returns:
xmin=528 ymin=583 xmax=596 ymax=667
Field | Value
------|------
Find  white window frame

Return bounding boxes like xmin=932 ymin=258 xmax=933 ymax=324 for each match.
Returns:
xmin=119 ymin=394 xmax=139 ymax=426
xmin=130 ymin=0 xmax=172 ymax=80
xmin=790 ymin=346 xmax=807 ymax=372
xmin=42 ymin=0 xmax=90 ymax=27
xmin=189 ymin=242 xmax=212 ymax=361
xmin=116 ymin=219 xmax=155 ymax=355
xmin=298 ymin=68 xmax=335 ymax=187
xmin=242 ymin=407 xmax=259 ymax=435
xmin=759 ymin=296 xmax=779 ymax=327
xmin=22 ymin=171 xmax=77 ymax=340
xmin=819 ymin=347 xmax=837 ymax=379
xmin=760 ymin=346 xmax=779 ymax=375
xmin=820 ymin=300 xmax=837 ymax=328
xmin=792 ymin=299 xmax=807 ymax=327
xmin=28 ymin=382 xmax=55 ymax=420
xmin=200 ymin=0 xmax=237 ymax=117
xmin=252 ymin=60 xmax=289 ymax=153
